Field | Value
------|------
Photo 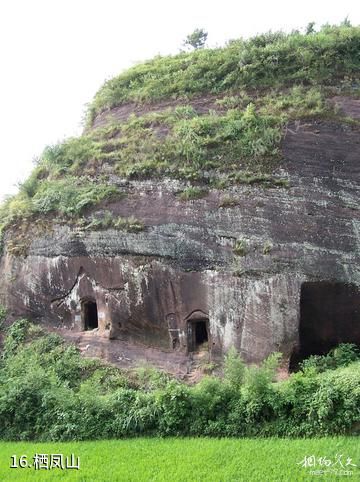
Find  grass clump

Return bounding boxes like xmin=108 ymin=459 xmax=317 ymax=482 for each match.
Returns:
xmin=40 ymin=136 xmax=103 ymax=175
xmin=263 ymin=241 xmax=273 ymax=254
xmin=178 ymin=186 xmax=208 ymax=201
xmin=259 ymin=85 xmax=330 ymax=118
xmin=80 ymin=212 xmax=144 ymax=232
xmin=0 ymin=178 xmax=119 ymax=226
xmin=0 ymin=178 xmax=121 ymax=255
xmin=233 ymin=239 xmax=247 ymax=256
xmin=111 ymin=105 xmax=283 ymax=179
xmin=219 ymin=195 xmax=239 ymax=208
xmin=113 ymin=216 xmax=144 ymax=232
xmin=31 ymin=178 xmax=118 ymax=218
xmin=231 ymin=171 xmax=289 ymax=187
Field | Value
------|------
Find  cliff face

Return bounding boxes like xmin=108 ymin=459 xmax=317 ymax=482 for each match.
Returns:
xmin=1 ymin=27 xmax=360 ymax=374
xmin=1 ymin=98 xmax=359 ymax=372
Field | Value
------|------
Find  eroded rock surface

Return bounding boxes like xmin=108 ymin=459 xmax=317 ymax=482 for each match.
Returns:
xmin=1 ymin=107 xmax=360 ymax=373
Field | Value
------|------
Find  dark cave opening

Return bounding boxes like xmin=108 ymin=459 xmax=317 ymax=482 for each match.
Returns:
xmin=289 ymin=282 xmax=360 ymax=371
xmin=188 ymin=319 xmax=209 ymax=352
xmin=82 ymin=299 xmax=99 ymax=330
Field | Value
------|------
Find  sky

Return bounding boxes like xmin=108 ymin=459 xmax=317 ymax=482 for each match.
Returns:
xmin=0 ymin=0 xmax=359 ymax=200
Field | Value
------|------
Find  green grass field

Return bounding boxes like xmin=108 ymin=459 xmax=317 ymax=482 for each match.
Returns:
xmin=0 ymin=437 xmax=358 ymax=481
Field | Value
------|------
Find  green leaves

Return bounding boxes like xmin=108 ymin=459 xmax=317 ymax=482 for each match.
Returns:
xmin=0 ymin=320 xmax=359 ymax=439
xmin=87 ymin=25 xmax=360 ymax=120
xmin=31 ymin=178 xmax=118 ymax=217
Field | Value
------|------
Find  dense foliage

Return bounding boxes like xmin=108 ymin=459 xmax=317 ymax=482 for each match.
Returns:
xmin=87 ymin=25 xmax=360 ymax=121
xmin=0 ymin=320 xmax=359 ymax=441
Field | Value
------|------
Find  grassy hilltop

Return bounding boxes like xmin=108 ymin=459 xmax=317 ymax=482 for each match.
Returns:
xmin=0 ymin=24 xmax=359 ymax=244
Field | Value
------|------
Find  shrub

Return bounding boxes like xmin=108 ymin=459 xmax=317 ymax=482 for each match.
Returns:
xmin=2 ymin=319 xmax=31 ymax=359
xmin=32 ymin=178 xmax=119 ymax=217
xmin=132 ymin=366 xmax=171 ymax=391
xmin=190 ymin=376 xmax=233 ymax=435
xmin=155 ymin=381 xmax=192 ymax=435
xmin=0 ymin=320 xmax=359 ymax=440
xmin=41 ymin=137 xmax=102 ymax=174
xmin=0 ymin=304 xmax=7 ymax=329
xmin=300 ymin=343 xmax=360 ymax=373
xmin=241 ymin=353 xmax=282 ymax=427
xmin=276 ymin=361 xmax=360 ymax=436
xmin=224 ymin=346 xmax=245 ymax=388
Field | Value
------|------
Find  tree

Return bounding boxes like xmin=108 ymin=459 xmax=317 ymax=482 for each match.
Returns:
xmin=305 ymin=22 xmax=315 ymax=35
xmin=183 ymin=28 xmax=208 ymax=50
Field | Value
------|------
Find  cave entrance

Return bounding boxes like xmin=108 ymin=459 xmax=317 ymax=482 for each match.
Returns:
xmin=81 ymin=299 xmax=98 ymax=330
xmin=289 ymin=282 xmax=360 ymax=371
xmin=188 ymin=319 xmax=209 ymax=352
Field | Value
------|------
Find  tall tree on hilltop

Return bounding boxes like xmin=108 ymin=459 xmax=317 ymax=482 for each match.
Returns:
xmin=183 ymin=28 xmax=208 ymax=49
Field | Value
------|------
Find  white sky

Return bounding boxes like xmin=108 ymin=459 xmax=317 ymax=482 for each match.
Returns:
xmin=0 ymin=0 xmax=359 ymax=200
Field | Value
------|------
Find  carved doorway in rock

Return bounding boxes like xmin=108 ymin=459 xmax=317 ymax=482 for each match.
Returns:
xmin=289 ymin=282 xmax=360 ymax=370
xmin=81 ymin=298 xmax=99 ymax=330
xmin=188 ymin=319 xmax=209 ymax=352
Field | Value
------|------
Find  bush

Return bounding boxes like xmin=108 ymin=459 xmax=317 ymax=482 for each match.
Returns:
xmin=41 ymin=137 xmax=102 ymax=174
xmin=275 ymin=361 xmax=360 ymax=436
xmin=155 ymin=381 xmax=192 ymax=435
xmin=300 ymin=343 xmax=360 ymax=373
xmin=2 ymin=319 xmax=31 ymax=359
xmin=0 ymin=320 xmax=359 ymax=440
xmin=0 ymin=304 xmax=7 ymax=329
xmin=224 ymin=346 xmax=245 ymax=388
xmin=190 ymin=376 xmax=234 ymax=435
xmin=32 ymin=178 xmax=119 ymax=218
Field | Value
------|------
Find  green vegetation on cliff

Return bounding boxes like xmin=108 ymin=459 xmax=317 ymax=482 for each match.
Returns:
xmin=0 ymin=24 xmax=359 ymax=245
xmin=0 ymin=320 xmax=359 ymax=441
xmin=87 ymin=25 xmax=360 ymax=121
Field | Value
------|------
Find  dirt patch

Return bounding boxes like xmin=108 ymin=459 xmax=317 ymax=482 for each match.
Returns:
xmin=55 ymin=327 xmax=189 ymax=377
xmin=91 ymin=93 xmax=227 ymax=130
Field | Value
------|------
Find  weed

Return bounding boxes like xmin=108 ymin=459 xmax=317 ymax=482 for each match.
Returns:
xmin=82 ymin=212 xmax=144 ymax=232
xmin=233 ymin=239 xmax=247 ymax=256
xmin=219 ymin=195 xmax=239 ymax=208
xmin=263 ymin=241 xmax=273 ymax=254
xmin=178 ymin=187 xmax=208 ymax=201
xmin=113 ymin=216 xmax=144 ymax=232
xmin=0 ymin=304 xmax=7 ymax=330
